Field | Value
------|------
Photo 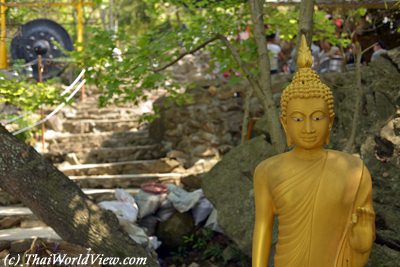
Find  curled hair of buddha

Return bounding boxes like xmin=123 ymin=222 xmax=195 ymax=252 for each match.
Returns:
xmin=280 ymin=35 xmax=335 ymax=120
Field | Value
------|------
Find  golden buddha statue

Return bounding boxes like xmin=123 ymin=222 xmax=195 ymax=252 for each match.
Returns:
xmin=252 ymin=35 xmax=375 ymax=267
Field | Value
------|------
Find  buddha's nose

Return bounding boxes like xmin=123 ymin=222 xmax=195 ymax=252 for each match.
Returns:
xmin=303 ymin=119 xmax=315 ymax=133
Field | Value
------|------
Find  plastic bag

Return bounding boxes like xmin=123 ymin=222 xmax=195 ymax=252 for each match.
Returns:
xmin=149 ymin=236 xmax=162 ymax=250
xmin=205 ymin=208 xmax=224 ymax=233
xmin=167 ymin=185 xmax=203 ymax=213
xmin=115 ymin=188 xmax=137 ymax=205
xmin=119 ymin=220 xmax=149 ymax=245
xmin=98 ymin=201 xmax=138 ymax=223
xmin=134 ymin=190 xmax=162 ymax=218
xmin=99 ymin=189 xmax=139 ymax=223
xmin=156 ymin=199 xmax=175 ymax=222
xmin=191 ymin=197 xmax=213 ymax=225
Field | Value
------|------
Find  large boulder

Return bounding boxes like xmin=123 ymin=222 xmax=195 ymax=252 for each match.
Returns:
xmin=202 ymin=136 xmax=276 ymax=255
xmin=366 ymin=244 xmax=400 ymax=267
xmin=157 ymin=212 xmax=195 ymax=250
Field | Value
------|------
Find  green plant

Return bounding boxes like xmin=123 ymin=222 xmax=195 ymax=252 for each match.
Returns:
xmin=0 ymin=71 xmax=69 ymax=141
xmin=170 ymin=245 xmax=188 ymax=264
xmin=0 ymin=77 xmax=62 ymax=110
xmin=202 ymin=243 xmax=224 ymax=261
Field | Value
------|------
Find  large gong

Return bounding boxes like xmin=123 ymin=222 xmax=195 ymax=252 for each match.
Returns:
xmin=11 ymin=19 xmax=74 ymax=80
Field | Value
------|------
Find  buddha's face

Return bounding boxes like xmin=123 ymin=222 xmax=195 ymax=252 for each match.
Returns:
xmin=281 ymin=98 xmax=333 ymax=150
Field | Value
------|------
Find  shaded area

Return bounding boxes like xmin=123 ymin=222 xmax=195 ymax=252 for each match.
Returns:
xmin=0 ymin=125 xmax=159 ymax=266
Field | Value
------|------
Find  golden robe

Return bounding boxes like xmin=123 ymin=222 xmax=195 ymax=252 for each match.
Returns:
xmin=266 ymin=150 xmax=374 ymax=267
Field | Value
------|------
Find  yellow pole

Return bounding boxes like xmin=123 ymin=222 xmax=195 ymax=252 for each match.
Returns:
xmin=76 ymin=0 xmax=85 ymax=100
xmin=76 ymin=0 xmax=84 ymax=52
xmin=0 ymin=0 xmax=8 ymax=69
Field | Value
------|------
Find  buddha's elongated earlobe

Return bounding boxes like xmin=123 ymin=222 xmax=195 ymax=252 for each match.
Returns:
xmin=325 ymin=132 xmax=330 ymax=145
xmin=280 ymin=116 xmax=293 ymax=147
xmin=325 ymin=117 xmax=334 ymax=145
xmin=287 ymin=135 xmax=294 ymax=147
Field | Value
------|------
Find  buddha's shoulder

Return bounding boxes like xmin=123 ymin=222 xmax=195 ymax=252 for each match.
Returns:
xmin=254 ymin=152 xmax=291 ymax=173
xmin=327 ymin=149 xmax=363 ymax=165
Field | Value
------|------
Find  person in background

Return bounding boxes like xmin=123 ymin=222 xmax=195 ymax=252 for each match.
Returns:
xmin=318 ymin=40 xmax=343 ymax=73
xmin=371 ymin=41 xmax=388 ymax=62
xmin=311 ymin=41 xmax=321 ymax=70
xmin=267 ymin=33 xmax=285 ymax=74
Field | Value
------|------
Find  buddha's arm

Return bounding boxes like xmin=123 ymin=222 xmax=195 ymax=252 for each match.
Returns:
xmin=252 ymin=164 xmax=274 ymax=267
xmin=349 ymin=164 xmax=375 ymax=259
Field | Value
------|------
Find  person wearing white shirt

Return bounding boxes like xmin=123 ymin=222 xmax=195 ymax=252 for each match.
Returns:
xmin=266 ymin=33 xmax=284 ymax=74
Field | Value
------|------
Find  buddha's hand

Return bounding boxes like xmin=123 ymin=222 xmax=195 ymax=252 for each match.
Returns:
xmin=349 ymin=207 xmax=375 ymax=253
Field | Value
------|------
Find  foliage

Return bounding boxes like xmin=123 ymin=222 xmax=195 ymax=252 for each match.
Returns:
xmin=169 ymin=228 xmax=250 ymax=265
xmin=170 ymin=228 xmax=224 ymax=263
xmin=5 ymin=0 xmax=364 ymax=112
xmin=0 ymin=71 xmax=64 ymax=141
xmin=67 ymin=0 xmax=354 ymax=109
xmin=0 ymin=75 xmax=62 ymax=112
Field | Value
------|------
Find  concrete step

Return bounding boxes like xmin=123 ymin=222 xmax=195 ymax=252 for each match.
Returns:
xmin=46 ymin=130 xmax=149 ymax=143
xmin=45 ymin=144 xmax=164 ymax=164
xmin=62 ymin=119 xmax=140 ymax=133
xmin=1 ymin=172 xmax=176 ymax=219
xmin=0 ymin=207 xmax=32 ymax=217
xmin=63 ymin=107 xmax=141 ymax=120
xmin=66 ymin=113 xmax=140 ymax=120
xmin=0 ymin=188 xmax=140 ymax=206
xmin=58 ymin=159 xmax=180 ymax=176
xmin=0 ymin=226 xmax=60 ymax=240
xmin=84 ymin=188 xmax=140 ymax=196
xmin=71 ymin=173 xmax=183 ymax=188
xmin=74 ymin=107 xmax=139 ymax=114
xmin=47 ymin=137 xmax=155 ymax=153
xmin=46 ymin=130 xmax=148 ymax=141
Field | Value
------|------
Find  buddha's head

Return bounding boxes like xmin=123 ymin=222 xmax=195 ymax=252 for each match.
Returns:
xmin=280 ymin=35 xmax=335 ymax=150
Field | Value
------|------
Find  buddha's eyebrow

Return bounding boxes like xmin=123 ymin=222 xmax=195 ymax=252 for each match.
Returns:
xmin=311 ymin=109 xmax=326 ymax=114
xmin=289 ymin=109 xmax=326 ymax=116
xmin=289 ymin=110 xmax=305 ymax=115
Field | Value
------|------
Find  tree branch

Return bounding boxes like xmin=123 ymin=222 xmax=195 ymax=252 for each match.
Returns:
xmin=216 ymin=34 xmax=266 ymax=105
xmin=153 ymin=35 xmax=220 ymax=72
xmin=344 ymin=42 xmax=362 ymax=153
xmin=248 ymin=0 xmax=285 ymax=152
xmin=344 ymin=42 xmax=377 ymax=152
xmin=295 ymin=0 xmax=314 ymax=59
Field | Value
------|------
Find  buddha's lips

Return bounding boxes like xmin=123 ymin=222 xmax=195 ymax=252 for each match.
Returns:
xmin=302 ymin=136 xmax=317 ymax=142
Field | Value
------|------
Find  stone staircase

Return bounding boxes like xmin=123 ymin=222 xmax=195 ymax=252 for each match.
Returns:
xmin=0 ymin=90 xmax=184 ymax=249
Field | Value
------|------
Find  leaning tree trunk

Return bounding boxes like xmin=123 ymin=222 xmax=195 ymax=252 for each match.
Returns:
xmin=249 ymin=0 xmax=286 ymax=153
xmin=0 ymin=125 xmax=159 ymax=267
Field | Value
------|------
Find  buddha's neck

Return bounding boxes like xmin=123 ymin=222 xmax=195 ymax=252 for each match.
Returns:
xmin=291 ymin=146 xmax=327 ymax=161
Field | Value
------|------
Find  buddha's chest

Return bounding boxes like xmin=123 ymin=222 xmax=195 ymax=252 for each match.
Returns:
xmin=270 ymin=167 xmax=353 ymax=215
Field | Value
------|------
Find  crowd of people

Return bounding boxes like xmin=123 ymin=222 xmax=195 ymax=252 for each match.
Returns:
xmin=218 ymin=24 xmax=391 ymax=80
xmin=264 ymin=32 xmax=388 ymax=75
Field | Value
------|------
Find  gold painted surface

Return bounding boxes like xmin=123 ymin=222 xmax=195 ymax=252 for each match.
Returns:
xmin=252 ymin=35 xmax=375 ymax=267
xmin=0 ymin=0 xmax=7 ymax=69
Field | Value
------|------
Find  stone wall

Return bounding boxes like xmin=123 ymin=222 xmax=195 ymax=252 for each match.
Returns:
xmin=150 ymin=81 xmax=251 ymax=168
xmin=149 ymin=72 xmax=291 ymax=170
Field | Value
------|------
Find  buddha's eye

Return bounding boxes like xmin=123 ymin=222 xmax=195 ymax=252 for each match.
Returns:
xmin=291 ymin=117 xmax=304 ymax=122
xmin=312 ymin=116 xmax=325 ymax=121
